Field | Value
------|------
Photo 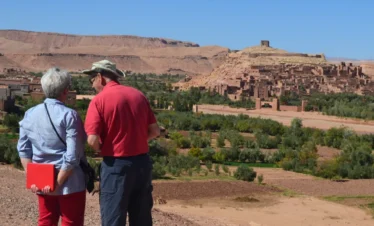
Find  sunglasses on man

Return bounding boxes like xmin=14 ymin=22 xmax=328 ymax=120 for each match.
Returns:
xmin=89 ymin=73 xmax=99 ymax=84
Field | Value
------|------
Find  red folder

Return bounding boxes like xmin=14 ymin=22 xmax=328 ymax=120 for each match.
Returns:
xmin=26 ymin=163 xmax=56 ymax=192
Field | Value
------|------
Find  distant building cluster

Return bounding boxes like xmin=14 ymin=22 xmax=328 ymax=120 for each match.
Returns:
xmin=212 ymin=62 xmax=372 ymax=102
xmin=0 ymin=68 xmax=76 ymax=117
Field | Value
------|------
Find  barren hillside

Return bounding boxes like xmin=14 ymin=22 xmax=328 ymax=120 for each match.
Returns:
xmin=0 ymin=30 xmax=229 ymax=75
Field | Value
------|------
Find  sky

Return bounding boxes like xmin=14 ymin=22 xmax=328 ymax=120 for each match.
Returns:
xmin=0 ymin=0 xmax=373 ymax=59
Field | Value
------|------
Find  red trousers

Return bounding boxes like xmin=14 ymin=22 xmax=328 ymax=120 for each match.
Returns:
xmin=37 ymin=191 xmax=86 ymax=226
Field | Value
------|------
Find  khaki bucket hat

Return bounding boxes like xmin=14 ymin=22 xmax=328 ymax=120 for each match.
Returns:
xmin=82 ymin=59 xmax=126 ymax=78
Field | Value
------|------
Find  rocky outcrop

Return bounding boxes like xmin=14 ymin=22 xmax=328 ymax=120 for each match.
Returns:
xmin=0 ymin=30 xmax=229 ymax=75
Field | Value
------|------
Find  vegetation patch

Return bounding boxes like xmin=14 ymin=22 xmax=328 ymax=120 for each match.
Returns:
xmin=234 ymin=196 xmax=260 ymax=202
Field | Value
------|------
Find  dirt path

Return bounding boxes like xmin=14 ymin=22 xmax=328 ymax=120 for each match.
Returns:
xmin=197 ymin=104 xmax=374 ymax=134
xmin=159 ymin=195 xmax=374 ymax=226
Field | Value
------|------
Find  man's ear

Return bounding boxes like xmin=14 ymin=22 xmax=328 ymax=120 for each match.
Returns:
xmin=98 ymin=73 xmax=106 ymax=85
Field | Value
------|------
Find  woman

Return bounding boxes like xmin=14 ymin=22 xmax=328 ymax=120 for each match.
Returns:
xmin=17 ymin=67 xmax=87 ymax=226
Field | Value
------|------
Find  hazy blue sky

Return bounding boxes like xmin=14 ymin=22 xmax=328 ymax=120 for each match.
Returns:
xmin=0 ymin=0 xmax=373 ymax=59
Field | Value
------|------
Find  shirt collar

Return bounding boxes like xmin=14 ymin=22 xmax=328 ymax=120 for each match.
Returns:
xmin=103 ymin=81 xmax=119 ymax=91
xmin=44 ymin=98 xmax=64 ymax=105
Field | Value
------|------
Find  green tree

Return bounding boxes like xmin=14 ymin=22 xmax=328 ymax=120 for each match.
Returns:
xmin=234 ymin=165 xmax=257 ymax=182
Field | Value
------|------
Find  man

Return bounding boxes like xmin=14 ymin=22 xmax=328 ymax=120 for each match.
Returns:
xmin=82 ymin=60 xmax=160 ymax=226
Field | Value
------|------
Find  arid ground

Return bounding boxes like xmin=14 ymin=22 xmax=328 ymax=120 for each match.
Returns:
xmin=1 ymin=164 xmax=374 ymax=226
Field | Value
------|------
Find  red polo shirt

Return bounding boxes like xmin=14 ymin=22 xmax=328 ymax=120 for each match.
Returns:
xmin=84 ymin=81 xmax=157 ymax=157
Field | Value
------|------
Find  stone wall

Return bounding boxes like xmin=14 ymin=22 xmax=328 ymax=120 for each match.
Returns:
xmin=255 ymin=98 xmax=279 ymax=111
xmin=279 ymin=105 xmax=301 ymax=112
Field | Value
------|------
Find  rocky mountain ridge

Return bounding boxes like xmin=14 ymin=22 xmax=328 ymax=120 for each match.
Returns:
xmin=0 ymin=29 xmax=229 ymax=75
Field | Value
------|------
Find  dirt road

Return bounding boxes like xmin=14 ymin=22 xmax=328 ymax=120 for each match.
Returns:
xmin=197 ymin=104 xmax=374 ymax=134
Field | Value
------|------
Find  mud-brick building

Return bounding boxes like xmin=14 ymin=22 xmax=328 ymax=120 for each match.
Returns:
xmin=0 ymin=86 xmax=15 ymax=112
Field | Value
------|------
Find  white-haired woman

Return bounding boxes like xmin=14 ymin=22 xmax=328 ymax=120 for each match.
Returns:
xmin=17 ymin=67 xmax=86 ymax=226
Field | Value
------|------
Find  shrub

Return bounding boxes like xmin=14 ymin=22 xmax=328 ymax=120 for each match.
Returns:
xmin=239 ymin=149 xmax=249 ymax=162
xmin=3 ymin=114 xmax=21 ymax=133
xmin=216 ymin=135 xmax=225 ymax=148
xmin=4 ymin=145 xmax=22 ymax=169
xmin=234 ymin=165 xmax=257 ymax=182
xmin=226 ymin=147 xmax=240 ymax=162
xmin=200 ymin=147 xmax=215 ymax=162
xmin=316 ymin=159 xmax=339 ymax=179
xmin=205 ymin=160 xmax=213 ymax=171
xmin=0 ymin=135 xmax=21 ymax=169
xmin=188 ymin=168 xmax=193 ymax=176
xmin=188 ymin=147 xmax=201 ymax=158
xmin=152 ymin=161 xmax=167 ymax=179
xmin=166 ymin=155 xmax=200 ymax=176
xmin=178 ymin=137 xmax=191 ymax=149
xmin=244 ymin=139 xmax=256 ymax=148
xmin=191 ymin=135 xmax=211 ymax=148
xmin=169 ymin=167 xmax=182 ymax=177
xmin=213 ymin=150 xmax=226 ymax=163
xmin=214 ymin=164 xmax=220 ymax=175
xmin=169 ymin=131 xmax=184 ymax=141
xmin=148 ymin=139 xmax=169 ymax=157
xmin=222 ymin=165 xmax=229 ymax=173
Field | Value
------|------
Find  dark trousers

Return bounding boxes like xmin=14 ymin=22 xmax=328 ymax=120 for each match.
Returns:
xmin=99 ymin=154 xmax=153 ymax=226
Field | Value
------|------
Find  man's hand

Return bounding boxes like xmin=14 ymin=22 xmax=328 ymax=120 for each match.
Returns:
xmin=87 ymin=135 xmax=101 ymax=152
xmin=148 ymin=123 xmax=160 ymax=142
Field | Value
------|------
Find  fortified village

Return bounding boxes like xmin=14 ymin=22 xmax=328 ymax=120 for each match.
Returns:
xmin=175 ymin=40 xmax=374 ymax=112
xmin=1 ymin=39 xmax=374 ymax=118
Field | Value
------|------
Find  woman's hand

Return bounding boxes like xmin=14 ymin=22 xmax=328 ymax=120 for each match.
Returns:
xmin=30 ymin=184 xmax=39 ymax=193
xmin=30 ymin=184 xmax=54 ymax=194
xmin=41 ymin=186 xmax=52 ymax=193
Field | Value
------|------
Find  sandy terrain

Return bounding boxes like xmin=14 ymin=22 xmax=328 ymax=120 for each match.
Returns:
xmin=252 ymin=167 xmax=374 ymax=196
xmin=159 ymin=196 xmax=374 ymax=226
xmin=76 ymin=94 xmax=95 ymax=100
xmin=197 ymin=104 xmax=374 ymax=134
xmin=2 ymin=164 xmax=374 ymax=226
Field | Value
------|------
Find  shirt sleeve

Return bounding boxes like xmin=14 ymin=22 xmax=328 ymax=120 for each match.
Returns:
xmin=17 ymin=114 xmax=33 ymax=159
xmin=84 ymin=98 xmax=103 ymax=135
xmin=61 ymin=110 xmax=84 ymax=171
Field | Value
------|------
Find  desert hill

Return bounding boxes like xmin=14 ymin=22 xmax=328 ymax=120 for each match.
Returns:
xmin=0 ymin=30 xmax=229 ymax=75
